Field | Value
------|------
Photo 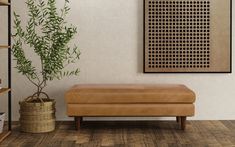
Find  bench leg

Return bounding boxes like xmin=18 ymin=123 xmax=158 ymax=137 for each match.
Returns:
xmin=180 ymin=116 xmax=186 ymax=130
xmin=176 ymin=116 xmax=181 ymax=123
xmin=74 ymin=117 xmax=82 ymax=130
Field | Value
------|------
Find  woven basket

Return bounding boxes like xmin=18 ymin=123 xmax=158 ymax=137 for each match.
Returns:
xmin=19 ymin=98 xmax=56 ymax=133
xmin=0 ymin=113 xmax=5 ymax=133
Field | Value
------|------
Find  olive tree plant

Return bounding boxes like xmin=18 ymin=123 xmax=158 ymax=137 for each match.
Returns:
xmin=12 ymin=0 xmax=80 ymax=101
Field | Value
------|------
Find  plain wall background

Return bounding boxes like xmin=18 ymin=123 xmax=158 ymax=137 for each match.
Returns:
xmin=0 ymin=0 xmax=234 ymax=121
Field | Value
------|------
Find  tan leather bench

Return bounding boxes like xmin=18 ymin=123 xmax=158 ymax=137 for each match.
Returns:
xmin=65 ymin=84 xmax=196 ymax=130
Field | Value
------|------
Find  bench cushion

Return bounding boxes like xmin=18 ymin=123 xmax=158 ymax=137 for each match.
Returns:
xmin=65 ymin=84 xmax=196 ymax=104
xmin=67 ymin=104 xmax=195 ymax=116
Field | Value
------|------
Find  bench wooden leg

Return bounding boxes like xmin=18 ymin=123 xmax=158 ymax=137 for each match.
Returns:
xmin=180 ymin=116 xmax=186 ymax=130
xmin=74 ymin=117 xmax=82 ymax=130
xmin=176 ymin=116 xmax=181 ymax=123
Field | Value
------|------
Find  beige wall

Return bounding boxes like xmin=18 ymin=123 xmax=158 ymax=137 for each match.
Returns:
xmin=0 ymin=0 xmax=234 ymax=120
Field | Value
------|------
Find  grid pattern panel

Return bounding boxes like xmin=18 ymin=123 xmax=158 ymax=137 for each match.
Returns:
xmin=147 ymin=0 xmax=210 ymax=69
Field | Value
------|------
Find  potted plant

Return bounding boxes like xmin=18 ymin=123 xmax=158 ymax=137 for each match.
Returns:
xmin=12 ymin=0 xmax=80 ymax=133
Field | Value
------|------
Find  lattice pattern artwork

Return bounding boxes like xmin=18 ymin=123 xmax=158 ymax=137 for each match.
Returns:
xmin=144 ymin=0 xmax=231 ymax=73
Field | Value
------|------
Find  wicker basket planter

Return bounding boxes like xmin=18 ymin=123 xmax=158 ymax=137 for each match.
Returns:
xmin=19 ymin=99 xmax=56 ymax=133
xmin=0 ymin=112 xmax=5 ymax=133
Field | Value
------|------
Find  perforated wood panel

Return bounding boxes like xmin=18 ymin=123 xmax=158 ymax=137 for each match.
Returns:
xmin=144 ymin=0 xmax=231 ymax=73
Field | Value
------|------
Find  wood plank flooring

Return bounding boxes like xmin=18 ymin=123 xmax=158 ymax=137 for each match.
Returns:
xmin=1 ymin=120 xmax=235 ymax=147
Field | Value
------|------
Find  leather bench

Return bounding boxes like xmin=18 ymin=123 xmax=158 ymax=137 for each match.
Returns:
xmin=65 ymin=84 xmax=196 ymax=130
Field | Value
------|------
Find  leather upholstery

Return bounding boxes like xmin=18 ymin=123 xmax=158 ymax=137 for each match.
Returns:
xmin=67 ymin=104 xmax=195 ymax=116
xmin=66 ymin=84 xmax=196 ymax=104
xmin=65 ymin=84 xmax=196 ymax=117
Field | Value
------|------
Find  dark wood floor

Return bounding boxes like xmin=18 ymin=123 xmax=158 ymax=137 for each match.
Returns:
xmin=1 ymin=120 xmax=235 ymax=147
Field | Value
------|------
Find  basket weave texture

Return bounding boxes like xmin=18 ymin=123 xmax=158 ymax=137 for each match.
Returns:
xmin=0 ymin=113 xmax=5 ymax=133
xmin=19 ymin=99 xmax=56 ymax=133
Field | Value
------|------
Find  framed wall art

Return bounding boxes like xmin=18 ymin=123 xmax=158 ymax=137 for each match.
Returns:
xmin=144 ymin=0 xmax=232 ymax=73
